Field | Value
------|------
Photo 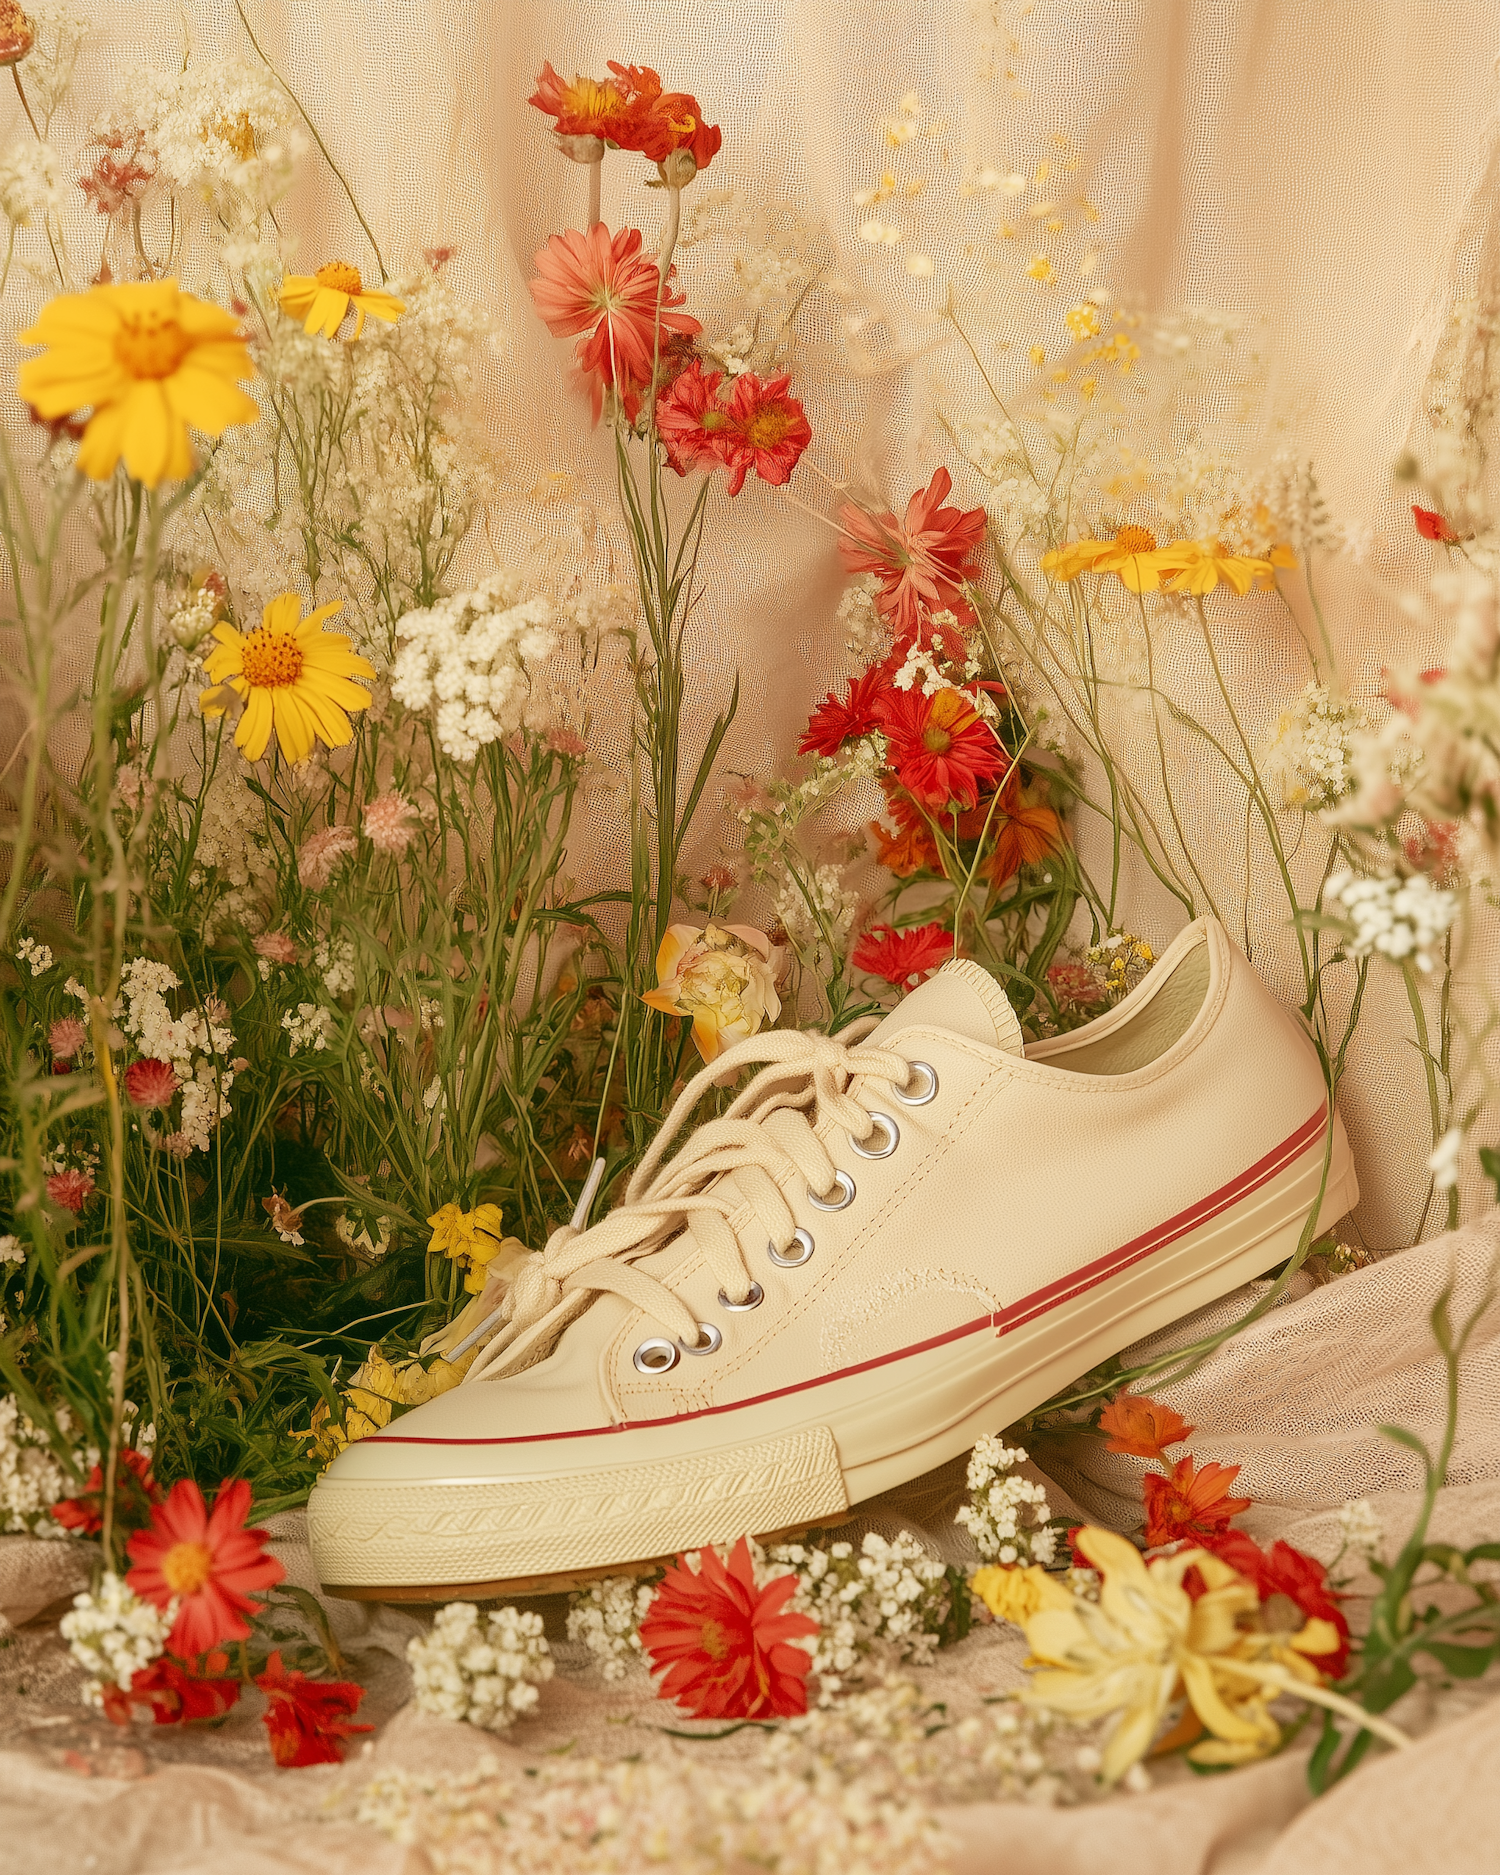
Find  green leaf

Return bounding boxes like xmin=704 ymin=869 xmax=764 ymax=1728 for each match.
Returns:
xmin=1480 ymin=1146 xmax=1500 ymax=1202
xmin=1416 ymin=1638 xmax=1500 ymax=1679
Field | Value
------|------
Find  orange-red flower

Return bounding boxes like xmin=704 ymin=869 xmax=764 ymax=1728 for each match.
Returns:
xmin=1142 ymin=1455 xmax=1253 ymax=1549
xmin=529 ymin=224 xmax=701 ymax=420
xmin=836 ymin=468 xmax=986 ymax=643
xmin=51 ymin=1446 xmax=161 ymax=1537
xmin=870 ymin=816 xmax=942 ymax=878
xmin=717 ymin=370 xmax=811 ymax=494
xmin=528 ymin=62 xmax=637 ymax=142
xmin=1099 ymin=1391 xmax=1196 ymax=1462
xmin=982 ymin=779 xmax=1064 ymax=888
xmin=639 ymin=1537 xmax=818 ymax=1720
xmin=852 ymin=921 xmax=955 ymax=987
xmin=656 ymin=357 xmax=735 ymax=476
xmin=880 ymin=686 xmax=1009 ymax=811
xmin=255 ymin=1651 xmax=372 ymax=1767
xmin=125 ymin=1478 xmax=285 ymax=1657
xmin=608 ymin=63 xmax=722 ymax=172
xmin=799 ymin=665 xmax=891 ymax=757
xmin=1204 ymin=1530 xmax=1352 ymax=1679
xmin=105 ymin=1652 xmax=243 ymax=1728
xmin=1412 ymin=504 xmax=1462 ymax=544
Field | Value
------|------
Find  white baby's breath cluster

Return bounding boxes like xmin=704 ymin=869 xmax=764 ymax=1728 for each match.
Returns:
xmin=762 ymin=1530 xmax=957 ymax=1701
xmin=1261 ymin=683 xmax=1369 ymax=810
xmin=116 ymin=958 xmax=236 ymax=1152
xmin=15 ymin=935 xmax=52 ymax=976
xmin=392 ymin=572 xmax=559 ymax=762
xmin=0 ymin=1394 xmax=91 ymax=1537
xmin=167 ymin=587 xmax=219 ymax=650
xmin=180 ymin=760 xmax=278 ymax=936
xmin=1327 ymin=870 xmax=1458 ymax=973
xmin=315 ymin=937 xmax=356 ymax=998
xmin=772 ymin=861 xmax=859 ymax=954
xmin=282 ymin=1001 xmax=337 ymax=1056
xmin=0 ymin=1235 xmax=23 ymax=1265
xmin=60 ymin=1573 xmax=169 ymax=1709
xmin=112 ymin=57 xmax=292 ymax=217
xmin=955 ymin=1437 xmax=1058 ymax=1565
xmin=964 ymin=416 xmax=1054 ymax=544
xmin=565 ymin=1574 xmax=656 ymax=1681
xmin=19 ymin=1 xmax=89 ymax=118
xmin=407 ymin=1602 xmax=554 ymax=1731
xmin=1338 ymin=1497 xmax=1384 ymax=1563
xmin=837 ymin=574 xmax=888 ymax=661
xmin=0 ymin=139 xmax=61 ymax=229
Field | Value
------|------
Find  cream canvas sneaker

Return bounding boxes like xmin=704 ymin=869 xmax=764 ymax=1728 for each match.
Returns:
xmin=308 ymin=917 xmax=1357 ymax=1597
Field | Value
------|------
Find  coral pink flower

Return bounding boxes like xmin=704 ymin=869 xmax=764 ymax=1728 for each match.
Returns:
xmin=837 ymin=468 xmax=987 ymax=643
xmin=799 ymin=666 xmax=892 ymax=758
xmin=49 ymin=1016 xmax=87 ymax=1060
xmin=46 ymin=1169 xmax=94 ymax=1213
xmin=879 ymin=686 xmax=1009 ymax=811
xmin=639 ymin=1538 xmax=817 ymax=1720
xmin=851 ymin=922 xmax=955 ymax=988
xmin=362 ymin=790 xmax=420 ymax=856
xmin=1413 ymin=504 xmax=1462 ymax=544
xmin=124 ymin=1057 xmax=179 ymax=1110
xmin=253 ymin=931 xmax=300 ymax=965
xmin=718 ymin=371 xmax=811 ymax=495
xmin=126 ymin=1478 xmax=285 ymax=1658
xmin=529 ymin=224 xmax=701 ymax=420
xmin=296 ymin=823 xmax=357 ymax=890
xmin=255 ymin=1651 xmax=372 ymax=1766
xmin=655 ymin=358 xmax=736 ymax=477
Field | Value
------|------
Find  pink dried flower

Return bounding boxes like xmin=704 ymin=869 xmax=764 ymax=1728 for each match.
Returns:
xmin=725 ymin=776 xmax=771 ymax=815
xmin=49 ymin=1017 xmax=87 ymax=1060
xmin=46 ymin=1169 xmax=95 ymax=1214
xmin=124 ymin=1058 xmax=179 ymax=1110
xmin=79 ymin=128 xmax=157 ymax=218
xmin=263 ymin=1191 xmax=305 ymax=1245
xmin=700 ymin=863 xmax=738 ymax=895
xmin=546 ymin=726 xmax=587 ymax=759
xmin=204 ymin=995 xmax=230 ymax=1027
xmin=159 ymin=1132 xmax=193 ymax=1160
xmin=253 ymin=931 xmax=300 ymax=966
xmin=361 ymin=791 xmax=419 ymax=856
xmin=423 ymin=244 xmax=457 ymax=270
xmin=297 ymin=825 xmax=358 ymax=891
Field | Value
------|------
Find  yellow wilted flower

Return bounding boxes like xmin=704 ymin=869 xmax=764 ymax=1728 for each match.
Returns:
xmin=426 ymin=1201 xmax=517 ymax=1293
xmin=279 ymin=260 xmax=405 ymax=340
xmin=971 ymin=1563 xmax=1073 ymax=1628
xmin=1025 ymin=254 xmax=1054 ymax=283
xmin=300 ymin=1343 xmax=477 ymax=1465
xmin=1153 ymin=538 xmax=1274 ymax=596
xmin=642 ymin=922 xmax=784 ymax=1064
xmin=1041 ymin=526 xmax=1164 ymax=593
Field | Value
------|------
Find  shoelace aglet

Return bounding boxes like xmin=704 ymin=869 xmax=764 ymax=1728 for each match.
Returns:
xmin=444 ymin=1159 xmax=609 ymax=1364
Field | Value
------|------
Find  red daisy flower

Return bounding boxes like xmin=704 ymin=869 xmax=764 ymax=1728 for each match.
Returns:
xmin=655 ymin=358 xmax=736 ymax=477
xmin=124 ymin=1057 xmax=179 ymax=1110
xmin=529 ymin=225 xmax=701 ymax=420
xmin=717 ymin=370 xmax=811 ymax=495
xmin=799 ymin=666 xmax=891 ymax=757
xmin=879 ymin=686 xmax=1009 ymax=811
xmin=528 ymin=62 xmax=638 ymax=143
xmin=1098 ymin=1391 xmax=1196 ymax=1463
xmin=605 ymin=63 xmax=723 ymax=172
xmin=255 ymin=1651 xmax=373 ymax=1767
xmin=1141 ymin=1455 xmax=1253 ymax=1549
xmin=108 ymin=1653 xmax=243 ymax=1728
xmin=51 ymin=1446 xmax=161 ymax=1537
xmin=1412 ymin=504 xmax=1461 ymax=544
xmin=46 ymin=1168 xmax=94 ymax=1213
xmin=851 ymin=921 xmax=955 ymax=988
xmin=836 ymin=467 xmax=986 ymax=642
xmin=1204 ymin=1530 xmax=1352 ymax=1679
xmin=639 ymin=1537 xmax=818 ymax=1721
xmin=125 ymin=1478 xmax=285 ymax=1658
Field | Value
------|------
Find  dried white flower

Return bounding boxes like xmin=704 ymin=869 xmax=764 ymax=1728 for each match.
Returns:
xmin=0 ymin=1236 xmax=23 ymax=1266
xmin=1261 ymin=683 xmax=1369 ymax=810
xmin=0 ymin=1395 xmax=91 ymax=1538
xmin=0 ymin=139 xmax=60 ymax=228
xmin=566 ymin=1574 xmax=655 ymax=1681
xmin=392 ymin=572 xmax=558 ymax=762
xmin=407 ymin=1602 xmax=553 ymax=1730
xmin=1338 ymin=1497 xmax=1383 ymax=1563
xmin=1428 ymin=1126 xmax=1463 ymax=1192
xmin=282 ymin=1001 xmax=337 ymax=1056
xmin=14 ymin=936 xmax=52 ymax=976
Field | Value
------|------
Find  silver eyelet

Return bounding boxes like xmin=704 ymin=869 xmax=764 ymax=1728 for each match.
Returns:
xmin=633 ymin=1337 xmax=679 ymax=1375
xmin=679 ymin=1321 xmax=722 ymax=1355
xmin=893 ymin=1061 xmax=938 ymax=1106
xmin=718 ymin=1282 xmax=764 ymax=1311
xmin=848 ymin=1111 xmax=899 ymax=1160
xmin=806 ymin=1170 xmax=856 ymax=1212
xmin=769 ymin=1228 xmax=815 ymax=1267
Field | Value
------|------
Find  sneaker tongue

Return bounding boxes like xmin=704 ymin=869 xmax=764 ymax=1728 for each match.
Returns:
xmin=867 ymin=957 xmax=1023 ymax=1055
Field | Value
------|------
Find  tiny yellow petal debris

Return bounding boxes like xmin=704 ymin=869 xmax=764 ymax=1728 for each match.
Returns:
xmin=996 ymin=221 xmax=1017 ymax=240
xmin=1079 ymin=198 xmax=1101 ymax=222
xmin=1050 ymin=366 xmax=1069 ymax=383
xmin=886 ymin=117 xmax=919 ymax=148
xmin=1027 ymin=200 xmax=1056 ymax=219
xmin=1079 ymin=377 xmax=1097 ymax=401
xmin=1026 ymin=254 xmax=1054 ymax=283
xmin=905 ymin=253 xmax=935 ymax=278
xmin=898 ymin=89 xmax=922 ymax=115
xmin=1080 ymin=249 xmax=1099 ymax=276
xmin=1065 ymin=303 xmax=1101 ymax=339
xmin=1046 ymin=217 xmax=1064 ymax=233
xmin=1000 ymin=171 xmax=1027 ymax=196
xmin=1030 ymin=345 xmax=1046 ymax=367
xmin=860 ymin=218 xmax=903 ymax=246
xmin=1033 ymin=160 xmax=1051 ymax=186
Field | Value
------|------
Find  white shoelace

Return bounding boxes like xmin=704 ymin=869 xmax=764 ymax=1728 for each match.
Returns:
xmin=464 ymin=1024 xmax=915 ymax=1385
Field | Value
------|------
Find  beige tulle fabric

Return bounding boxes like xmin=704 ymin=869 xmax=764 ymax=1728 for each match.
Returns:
xmin=9 ymin=0 xmax=1500 ymax=1866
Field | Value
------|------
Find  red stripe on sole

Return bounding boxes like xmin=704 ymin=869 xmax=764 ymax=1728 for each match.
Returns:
xmin=374 ymin=1104 xmax=1329 ymax=1449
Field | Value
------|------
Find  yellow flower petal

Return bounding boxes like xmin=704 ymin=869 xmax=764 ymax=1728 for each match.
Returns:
xmin=237 ymin=686 xmax=274 ymax=761
xmin=272 ymin=690 xmax=316 ymax=766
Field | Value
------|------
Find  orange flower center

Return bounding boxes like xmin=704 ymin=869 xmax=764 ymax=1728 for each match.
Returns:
xmin=741 ymin=406 xmax=793 ymax=448
xmin=698 ymin=1618 xmax=729 ymax=1661
xmin=206 ymin=112 xmax=257 ymax=162
xmin=700 ymin=409 xmax=729 ymax=432
xmin=560 ymin=76 xmax=623 ymax=129
xmin=115 ymin=313 xmax=192 ymax=382
xmin=1113 ymin=524 xmax=1157 ymax=554
xmin=240 ymin=626 xmax=305 ymax=689
xmin=922 ymin=723 xmax=953 ymax=754
xmin=315 ymin=260 xmax=363 ymax=295
xmin=160 ymin=1538 xmax=214 ymax=1595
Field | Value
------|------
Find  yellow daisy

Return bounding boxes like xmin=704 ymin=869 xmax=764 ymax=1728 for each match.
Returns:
xmin=1041 ymin=525 xmax=1166 ymax=593
xmin=425 ymin=1202 xmax=511 ymax=1293
xmin=1154 ymin=538 xmax=1274 ymax=596
xmin=199 ymin=593 xmax=376 ymax=765
xmin=16 ymin=279 xmax=259 ymax=489
xmin=278 ymin=260 xmax=405 ymax=340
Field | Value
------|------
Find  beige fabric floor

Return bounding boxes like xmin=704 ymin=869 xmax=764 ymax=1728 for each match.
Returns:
xmin=2 ymin=1213 xmax=1499 ymax=1873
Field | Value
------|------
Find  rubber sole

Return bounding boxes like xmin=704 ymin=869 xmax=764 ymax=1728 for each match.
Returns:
xmin=313 ymin=1116 xmax=1356 ymax=1599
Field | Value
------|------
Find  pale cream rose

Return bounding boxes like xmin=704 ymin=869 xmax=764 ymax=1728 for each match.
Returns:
xmin=641 ymin=921 xmax=783 ymax=1063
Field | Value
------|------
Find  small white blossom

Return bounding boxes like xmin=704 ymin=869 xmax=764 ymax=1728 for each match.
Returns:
xmin=60 ymin=1573 xmax=169 ymax=1710
xmin=1338 ymin=1497 xmax=1383 ymax=1563
xmin=1261 ymin=683 xmax=1369 ymax=810
xmin=566 ymin=1575 xmax=655 ymax=1681
xmin=836 ymin=575 xmax=888 ymax=661
xmin=391 ymin=572 xmax=558 ymax=762
xmin=15 ymin=936 xmax=53 ymax=976
xmin=0 ymin=1395 xmax=92 ymax=1537
xmin=0 ymin=1235 xmax=24 ymax=1265
xmin=315 ymin=936 xmax=356 ymax=998
xmin=1428 ymin=1126 xmax=1463 ymax=1192
xmin=0 ymin=139 xmax=61 ymax=228
xmin=282 ymin=1002 xmax=337 ymax=1055
xmin=407 ymin=1602 xmax=553 ymax=1730
xmin=1328 ymin=870 xmax=1458 ymax=972
xmin=955 ymin=1436 xmax=1057 ymax=1565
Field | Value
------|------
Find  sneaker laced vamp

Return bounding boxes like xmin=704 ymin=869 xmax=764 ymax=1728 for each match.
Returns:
xmin=465 ymin=1027 xmax=916 ymax=1386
